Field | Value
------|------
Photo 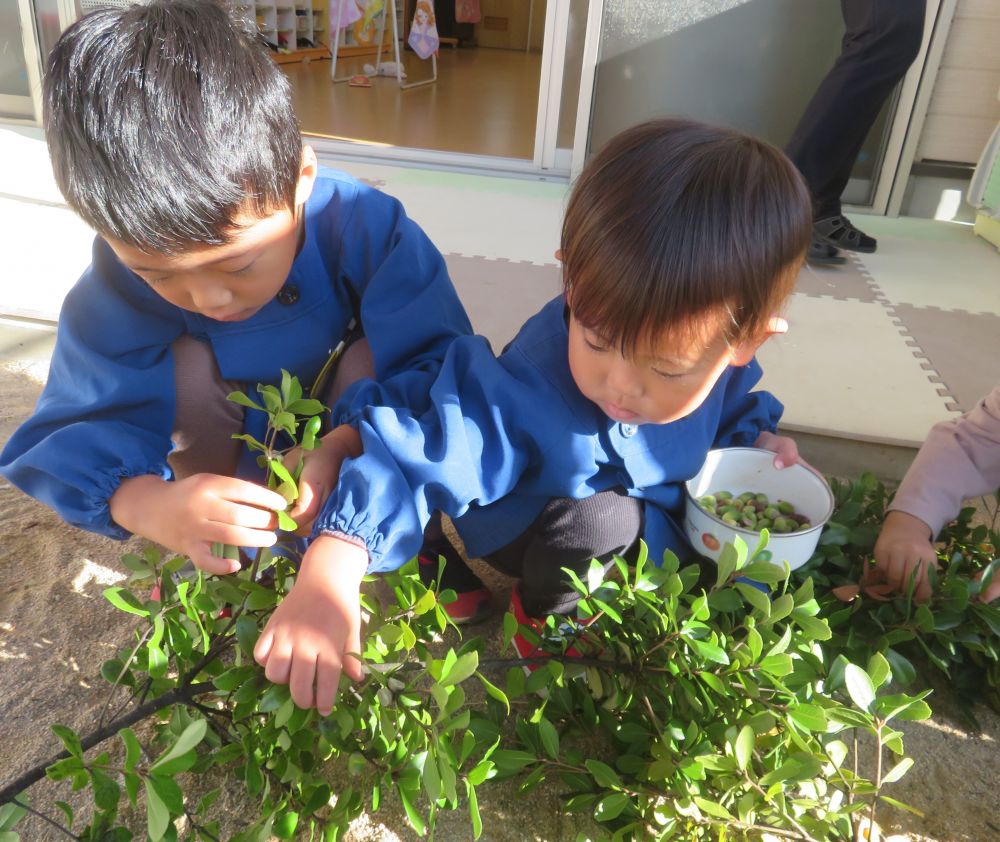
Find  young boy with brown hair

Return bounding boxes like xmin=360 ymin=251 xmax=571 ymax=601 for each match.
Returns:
xmin=0 ymin=1 xmax=471 ymax=573
xmin=253 ymin=118 xmax=814 ymax=715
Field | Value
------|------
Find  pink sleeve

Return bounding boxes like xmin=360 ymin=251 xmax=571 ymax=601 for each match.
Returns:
xmin=889 ymin=385 xmax=1000 ymax=537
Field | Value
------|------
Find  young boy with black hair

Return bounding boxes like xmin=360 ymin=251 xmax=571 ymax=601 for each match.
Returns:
xmin=0 ymin=1 xmax=471 ymax=574
xmin=253 ymin=118 xmax=814 ymax=715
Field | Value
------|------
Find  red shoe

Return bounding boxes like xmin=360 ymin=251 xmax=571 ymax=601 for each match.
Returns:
xmin=418 ymin=553 xmax=493 ymax=625
xmin=509 ymin=585 xmax=595 ymax=672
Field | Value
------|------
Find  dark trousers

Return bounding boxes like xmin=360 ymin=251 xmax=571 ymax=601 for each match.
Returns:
xmin=479 ymin=489 xmax=644 ymax=616
xmin=786 ymin=0 xmax=926 ymax=220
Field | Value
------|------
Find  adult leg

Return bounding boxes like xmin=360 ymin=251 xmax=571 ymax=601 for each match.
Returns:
xmin=484 ymin=489 xmax=644 ymax=616
xmin=787 ymin=0 xmax=926 ymax=250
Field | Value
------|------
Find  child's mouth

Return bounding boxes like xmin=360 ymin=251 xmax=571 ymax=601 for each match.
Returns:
xmin=602 ymin=401 xmax=639 ymax=423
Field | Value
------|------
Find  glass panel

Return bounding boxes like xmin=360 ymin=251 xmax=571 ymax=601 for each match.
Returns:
xmin=33 ymin=0 xmax=65 ymax=63
xmin=556 ymin=0 xmax=587 ymax=150
xmin=0 ymin=3 xmax=32 ymax=100
xmin=588 ymin=0 xmax=895 ymax=208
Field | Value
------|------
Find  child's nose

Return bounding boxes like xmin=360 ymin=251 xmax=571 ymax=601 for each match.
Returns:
xmin=606 ymin=359 xmax=642 ymax=398
xmin=189 ymin=282 xmax=233 ymax=310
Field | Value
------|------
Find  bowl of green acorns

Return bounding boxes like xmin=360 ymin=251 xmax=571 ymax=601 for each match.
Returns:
xmin=684 ymin=447 xmax=834 ymax=570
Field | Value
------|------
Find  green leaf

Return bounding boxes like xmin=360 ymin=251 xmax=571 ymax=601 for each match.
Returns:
xmin=759 ymin=653 xmax=793 ymax=676
xmin=0 ymin=804 xmax=27 ymax=833
xmin=502 ymin=612 xmax=518 ymax=650
xmin=689 ymin=639 xmax=730 ymax=666
xmin=844 ymin=663 xmax=876 ymax=713
xmin=882 ymin=756 xmax=914 ymax=784
xmin=715 ymin=543 xmax=738 ymax=588
xmin=693 ymin=796 xmax=734 ymax=820
xmin=466 ymin=780 xmax=483 ymax=840
xmin=144 ymin=778 xmax=171 ymax=841
xmin=441 ymin=651 xmax=479 ymax=687
xmin=878 ymin=794 xmax=925 ymax=817
xmin=120 ymin=728 xmax=142 ymax=772
xmin=102 ymin=587 xmax=150 ymax=617
xmin=276 ymin=510 xmax=299 ymax=532
xmin=788 ymin=704 xmax=829 ymax=732
xmin=287 ymin=398 xmax=326 ymax=416
xmin=867 ymin=651 xmax=891 ymax=689
xmin=91 ymin=769 xmax=120 ymax=812
xmin=150 ymin=719 xmax=207 ymax=772
xmin=51 ymin=724 xmax=83 ymax=758
xmin=467 ymin=760 xmax=495 ymax=786
xmin=734 ymin=725 xmax=754 ymax=771
xmin=397 ymin=785 xmax=426 ymax=836
xmin=538 ymin=717 xmax=560 ymax=760
xmin=273 ymin=811 xmax=299 ymax=839
xmin=585 ymin=759 xmax=623 ymax=790
xmin=594 ymin=792 xmax=631 ymax=822
xmin=226 ymin=390 xmax=264 ymax=410
xmin=740 ymin=560 xmax=787 ymax=583
xmin=476 ymin=673 xmax=510 ymax=715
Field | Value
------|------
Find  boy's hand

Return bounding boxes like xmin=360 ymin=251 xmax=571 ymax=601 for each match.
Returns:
xmin=873 ymin=510 xmax=938 ymax=602
xmin=254 ymin=535 xmax=368 ymax=715
xmin=285 ymin=424 xmax=362 ymax=533
xmin=110 ymin=474 xmax=287 ymax=575
xmin=753 ymin=431 xmax=802 ymax=470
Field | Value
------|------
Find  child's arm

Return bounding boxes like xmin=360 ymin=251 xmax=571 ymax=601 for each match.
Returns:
xmin=0 ymin=248 xmax=188 ymax=538
xmin=109 ymin=474 xmax=288 ymax=575
xmin=315 ymin=335 xmax=568 ymax=574
xmin=253 ymin=535 xmax=367 ymax=714
xmin=876 ymin=386 xmax=1000 ymax=601
xmin=330 ymin=186 xmax=473 ymax=426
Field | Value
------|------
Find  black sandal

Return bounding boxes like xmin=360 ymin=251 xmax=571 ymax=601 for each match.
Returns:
xmin=814 ymin=215 xmax=877 ymax=254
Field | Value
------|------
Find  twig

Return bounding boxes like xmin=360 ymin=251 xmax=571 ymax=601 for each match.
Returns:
xmin=0 ymin=681 xmax=216 ymax=806
xmin=10 ymin=801 xmax=80 ymax=840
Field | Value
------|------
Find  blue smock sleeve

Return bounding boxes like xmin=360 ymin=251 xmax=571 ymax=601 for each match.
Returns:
xmin=331 ymin=184 xmax=473 ymax=424
xmin=0 ymin=241 xmax=184 ymax=538
xmin=712 ymin=359 xmax=783 ymax=448
xmin=314 ymin=336 xmax=571 ymax=572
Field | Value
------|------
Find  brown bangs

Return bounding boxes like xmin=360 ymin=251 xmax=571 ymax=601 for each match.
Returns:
xmin=562 ymin=118 xmax=810 ymax=353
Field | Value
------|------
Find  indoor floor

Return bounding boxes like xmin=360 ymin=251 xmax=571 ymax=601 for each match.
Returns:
xmin=282 ymin=46 xmax=543 ymax=159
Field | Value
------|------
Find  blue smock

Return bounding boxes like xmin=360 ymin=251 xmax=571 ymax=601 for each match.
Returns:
xmin=0 ymin=170 xmax=473 ymax=538
xmin=316 ymin=296 xmax=783 ymax=571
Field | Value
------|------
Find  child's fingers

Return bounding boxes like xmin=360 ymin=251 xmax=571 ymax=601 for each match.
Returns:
xmin=203 ymin=523 xmax=278 ymax=549
xmin=191 ymin=544 xmax=242 ymax=576
xmin=217 ymin=501 xmax=278 ymax=530
xmin=219 ymin=478 xmax=289 ymax=512
xmin=315 ymin=654 xmax=342 ymax=716
xmin=253 ymin=629 xmax=274 ymax=666
xmin=262 ymin=638 xmax=293 ymax=686
xmin=343 ymin=620 xmax=363 ymax=683
xmin=289 ymin=652 xmax=320 ymax=712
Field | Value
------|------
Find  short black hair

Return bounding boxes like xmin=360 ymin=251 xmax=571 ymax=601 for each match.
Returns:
xmin=44 ymin=0 xmax=302 ymax=254
xmin=563 ymin=118 xmax=811 ymax=352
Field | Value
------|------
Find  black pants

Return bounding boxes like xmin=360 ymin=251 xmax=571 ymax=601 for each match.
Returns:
xmin=479 ymin=489 xmax=644 ymax=616
xmin=786 ymin=0 xmax=926 ymax=220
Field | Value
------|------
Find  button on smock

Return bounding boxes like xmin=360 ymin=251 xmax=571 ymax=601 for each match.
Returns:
xmin=276 ymin=284 xmax=300 ymax=306
xmin=620 ymin=423 xmax=638 ymax=438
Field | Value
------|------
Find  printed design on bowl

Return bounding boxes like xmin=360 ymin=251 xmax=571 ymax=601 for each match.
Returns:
xmin=701 ymin=532 xmax=720 ymax=551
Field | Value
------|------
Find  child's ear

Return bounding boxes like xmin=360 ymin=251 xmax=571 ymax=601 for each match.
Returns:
xmin=729 ymin=317 xmax=788 ymax=366
xmin=295 ymin=145 xmax=319 ymax=207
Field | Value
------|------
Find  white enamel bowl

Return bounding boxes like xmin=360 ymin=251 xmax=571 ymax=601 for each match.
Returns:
xmin=684 ymin=447 xmax=834 ymax=571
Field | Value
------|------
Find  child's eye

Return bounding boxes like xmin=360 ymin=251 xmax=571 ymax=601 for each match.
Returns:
xmin=652 ymin=368 xmax=685 ymax=380
xmin=230 ymin=263 xmax=255 ymax=276
xmin=585 ymin=337 xmax=608 ymax=353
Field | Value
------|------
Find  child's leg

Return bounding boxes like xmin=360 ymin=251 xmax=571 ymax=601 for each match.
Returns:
xmin=485 ymin=489 xmax=644 ymax=616
xmin=169 ymin=335 xmax=244 ymax=480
